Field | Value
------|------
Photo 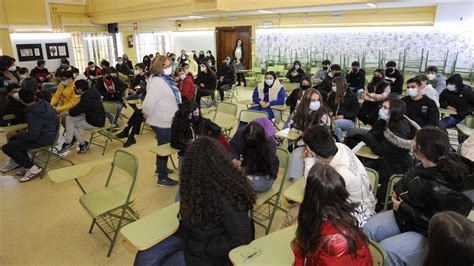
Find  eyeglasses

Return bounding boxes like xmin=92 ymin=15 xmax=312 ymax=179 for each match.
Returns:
xmin=241 ymin=247 xmax=262 ymax=263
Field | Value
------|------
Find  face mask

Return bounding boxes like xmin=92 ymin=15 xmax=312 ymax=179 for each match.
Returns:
xmin=296 ymin=99 xmax=301 ymax=106
xmin=61 ymin=80 xmax=70 ymax=86
xmin=182 ymin=55 xmax=186 ymax=59
xmin=73 ymin=73 xmax=78 ymax=78
xmin=117 ymin=61 xmax=123 ymax=64
xmin=407 ymin=88 xmax=418 ymax=97
xmin=352 ymin=67 xmax=358 ymax=72
xmin=309 ymin=101 xmax=321 ymax=111
xmin=19 ymin=75 xmax=28 ymax=79
xmin=333 ymin=72 xmax=341 ymax=77
xmin=200 ymin=66 xmax=206 ymax=72
xmin=295 ymin=65 xmax=300 ymax=69
xmin=206 ymin=53 xmax=211 ymax=56
xmin=12 ymin=93 xmax=20 ymax=101
xmin=373 ymin=76 xmax=382 ymax=83
xmin=332 ymin=86 xmax=337 ymax=93
xmin=265 ymin=79 xmax=274 ymax=86
xmin=164 ymin=66 xmax=173 ymax=76
xmin=179 ymin=74 xmax=186 ymax=80
xmin=89 ymin=67 xmax=95 ymax=71
xmin=8 ymin=66 xmax=16 ymax=72
xmin=134 ymin=69 xmax=140 ymax=75
xmin=446 ymin=84 xmax=456 ymax=91
xmin=378 ymin=108 xmax=389 ymax=121
xmin=322 ymin=66 xmax=328 ymax=71
xmin=386 ymin=68 xmax=394 ymax=74
xmin=192 ymin=115 xmax=200 ymax=122
xmin=427 ymin=73 xmax=436 ymax=81
xmin=300 ymin=85 xmax=310 ymax=90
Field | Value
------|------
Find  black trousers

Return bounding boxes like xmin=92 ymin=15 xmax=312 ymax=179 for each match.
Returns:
xmin=2 ymin=135 xmax=45 ymax=168
xmin=236 ymin=73 xmax=246 ymax=86
xmin=217 ymin=81 xmax=232 ymax=101
xmin=125 ymin=104 xmax=144 ymax=137
xmin=195 ymin=88 xmax=214 ymax=104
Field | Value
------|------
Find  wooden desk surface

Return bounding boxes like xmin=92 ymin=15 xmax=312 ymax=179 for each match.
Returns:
xmin=283 ymin=178 xmax=305 ymax=204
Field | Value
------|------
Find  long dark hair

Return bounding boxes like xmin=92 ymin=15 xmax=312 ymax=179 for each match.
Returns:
xmin=387 ymin=99 xmax=406 ymax=128
xmin=293 ymin=88 xmax=328 ymax=133
xmin=180 ymin=137 xmax=256 ymax=225
xmin=414 ymin=127 xmax=470 ymax=180
xmin=297 ymin=75 xmax=312 ymax=100
xmin=241 ymin=122 xmax=271 ymax=175
xmin=293 ymin=162 xmax=364 ymax=258
xmin=142 ymin=55 xmax=151 ymax=70
xmin=332 ymin=76 xmax=348 ymax=104
xmin=424 ymin=211 xmax=474 ymax=266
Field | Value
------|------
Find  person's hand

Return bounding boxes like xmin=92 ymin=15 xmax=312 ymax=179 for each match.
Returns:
xmin=302 ymin=148 xmax=316 ymax=159
xmin=128 ymin=89 xmax=137 ymax=95
xmin=219 ymin=76 xmax=224 ymax=82
xmin=261 ymin=102 xmax=269 ymax=108
xmin=291 ymin=71 xmax=297 ymax=77
xmin=391 ymin=192 xmax=403 ymax=211
xmin=46 ymin=74 xmax=52 ymax=79
xmin=39 ymin=77 xmax=44 ymax=81
xmin=232 ymin=159 xmax=241 ymax=169
xmin=335 ymin=115 xmax=343 ymax=120
xmin=200 ymin=83 xmax=205 ymax=88
xmin=368 ymin=93 xmax=375 ymax=98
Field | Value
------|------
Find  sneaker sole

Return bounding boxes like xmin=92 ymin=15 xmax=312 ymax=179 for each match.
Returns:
xmin=0 ymin=165 xmax=21 ymax=173
xmin=19 ymin=172 xmax=41 ymax=183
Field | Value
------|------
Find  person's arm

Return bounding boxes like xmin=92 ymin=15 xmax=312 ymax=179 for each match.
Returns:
xmin=207 ymin=120 xmax=222 ymax=139
xmin=68 ymin=97 xmax=86 ymax=117
xmin=344 ymin=95 xmax=360 ymax=121
xmin=286 ymin=89 xmax=298 ymax=109
xmin=269 ymin=88 xmax=286 ymax=106
xmin=204 ymin=203 xmax=253 ymax=258
xmin=229 ymin=129 xmax=243 ymax=160
xmin=55 ymin=94 xmax=80 ymax=114
xmin=182 ymin=78 xmax=195 ymax=100
xmin=16 ymin=111 xmax=42 ymax=142
xmin=427 ymin=101 xmax=440 ymax=127
xmin=439 ymin=90 xmax=448 ymax=109
xmin=170 ymin=122 xmax=186 ymax=151
xmin=362 ymin=131 xmax=383 ymax=155
xmin=115 ymin=78 xmax=127 ymax=93
xmin=285 ymin=69 xmax=292 ymax=80
xmin=252 ymin=87 xmax=261 ymax=104
xmin=372 ymin=85 xmax=390 ymax=101
xmin=142 ymin=78 xmax=160 ymax=116
xmin=50 ymin=84 xmax=63 ymax=107
xmin=395 ymin=73 xmax=404 ymax=93
xmin=395 ymin=178 xmax=432 ymax=232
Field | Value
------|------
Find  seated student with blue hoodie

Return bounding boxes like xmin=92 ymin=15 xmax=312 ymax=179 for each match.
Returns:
xmin=60 ymin=80 xmax=105 ymax=154
xmin=1 ymin=88 xmax=57 ymax=182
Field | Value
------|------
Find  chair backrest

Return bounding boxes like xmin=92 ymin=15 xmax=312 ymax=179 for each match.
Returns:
xmin=369 ymin=239 xmax=388 ymax=266
xmin=103 ymin=101 xmax=118 ymax=118
xmin=238 ymin=110 xmax=268 ymax=124
xmin=383 ymin=174 xmax=403 ymax=210
xmin=365 ymin=167 xmax=379 ymax=195
xmin=106 ymin=149 xmax=139 ymax=193
xmin=275 ymin=147 xmax=290 ymax=196
xmin=214 ymin=102 xmax=238 ymax=118
xmin=465 ymin=115 xmax=474 ymax=128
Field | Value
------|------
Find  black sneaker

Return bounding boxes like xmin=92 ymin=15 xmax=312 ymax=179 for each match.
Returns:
xmin=123 ymin=137 xmax=136 ymax=148
xmin=78 ymin=142 xmax=91 ymax=154
xmin=157 ymin=177 xmax=178 ymax=187
xmin=59 ymin=142 xmax=75 ymax=153
xmin=115 ymin=129 xmax=129 ymax=139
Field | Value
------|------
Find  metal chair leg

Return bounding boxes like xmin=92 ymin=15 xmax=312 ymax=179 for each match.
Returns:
xmin=89 ymin=219 xmax=96 ymax=233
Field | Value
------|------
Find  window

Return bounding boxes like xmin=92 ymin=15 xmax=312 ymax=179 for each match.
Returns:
xmin=135 ymin=32 xmax=172 ymax=60
xmin=71 ymin=32 xmax=122 ymax=71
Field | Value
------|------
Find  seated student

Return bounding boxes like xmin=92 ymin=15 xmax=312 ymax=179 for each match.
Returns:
xmin=100 ymin=59 xmax=117 ymax=73
xmin=460 ymin=134 xmax=474 ymax=161
xmin=425 ymin=65 xmax=447 ymax=95
xmin=438 ymin=73 xmax=474 ymax=133
xmin=186 ymin=52 xmax=199 ymax=77
xmin=0 ymin=84 xmax=26 ymax=126
xmin=0 ymin=55 xmax=18 ymax=89
xmin=216 ymin=56 xmax=235 ymax=101
xmin=357 ymin=69 xmax=390 ymax=126
xmin=83 ymin=61 xmax=101 ymax=85
xmin=115 ymin=57 xmax=133 ymax=76
xmin=345 ymin=61 xmax=366 ymax=94
xmin=50 ymin=71 xmax=79 ymax=125
xmin=60 ymin=80 xmax=105 ymax=154
xmin=424 ymin=211 xmax=474 ymax=266
xmin=134 ymin=137 xmax=256 ymax=266
xmin=347 ymin=99 xmax=420 ymax=208
xmin=197 ymin=50 xmax=206 ymax=65
xmin=230 ymin=121 xmax=279 ymax=192
xmin=311 ymin=59 xmax=330 ymax=83
xmin=142 ymin=55 xmax=152 ymax=72
xmin=127 ymin=63 xmax=147 ymax=100
xmin=285 ymin=76 xmax=312 ymax=115
xmin=286 ymin=89 xmax=331 ymax=181
xmin=171 ymin=100 xmax=221 ymax=170
xmin=176 ymin=67 xmax=194 ymax=102
xmin=326 ymin=76 xmax=360 ymax=141
xmin=292 ymin=162 xmax=373 ymax=266
xmin=95 ymin=67 xmax=127 ymax=127
xmin=177 ymin=51 xmax=188 ymax=67
xmin=30 ymin=60 xmax=51 ymax=90
xmin=205 ymin=58 xmax=216 ymax=72
xmin=122 ymin=54 xmax=133 ymax=70
xmin=194 ymin=63 xmax=217 ymax=104
xmin=416 ymin=73 xmax=439 ymax=107
xmin=72 ymin=67 xmax=87 ymax=81
xmin=55 ymin=58 xmax=75 ymax=78
xmin=249 ymin=71 xmax=285 ymax=120
xmin=363 ymin=127 xmax=473 ymax=266
xmin=316 ymin=64 xmax=342 ymax=101
xmin=17 ymin=67 xmax=37 ymax=91
xmin=401 ymin=77 xmax=439 ymax=127
xmin=0 ymin=89 xmax=57 ymax=181
xmin=384 ymin=61 xmax=404 ymax=97
xmin=286 ymin=60 xmax=306 ymax=83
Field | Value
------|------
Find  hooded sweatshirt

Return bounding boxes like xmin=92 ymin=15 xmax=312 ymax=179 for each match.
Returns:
xmin=68 ymin=87 xmax=106 ymax=128
xmin=16 ymin=100 xmax=57 ymax=145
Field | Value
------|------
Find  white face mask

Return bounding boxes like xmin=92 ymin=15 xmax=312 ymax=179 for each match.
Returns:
xmin=164 ymin=66 xmax=173 ymax=76
xmin=378 ymin=108 xmax=389 ymax=121
xmin=200 ymin=66 xmax=206 ymax=72
xmin=407 ymin=88 xmax=418 ymax=97
xmin=309 ymin=101 xmax=320 ymax=111
xmin=134 ymin=69 xmax=140 ymax=75
xmin=265 ymin=79 xmax=274 ymax=86
xmin=89 ymin=67 xmax=95 ymax=71
xmin=19 ymin=75 xmax=28 ymax=79
xmin=446 ymin=84 xmax=456 ymax=91
xmin=331 ymin=86 xmax=337 ymax=93
xmin=12 ymin=92 xmax=20 ymax=101
xmin=8 ymin=66 xmax=16 ymax=71
xmin=61 ymin=80 xmax=70 ymax=86
xmin=117 ymin=60 xmax=123 ymax=64
xmin=179 ymin=74 xmax=186 ymax=80
xmin=295 ymin=65 xmax=300 ymax=70
xmin=73 ymin=73 xmax=78 ymax=78
xmin=427 ymin=74 xmax=436 ymax=81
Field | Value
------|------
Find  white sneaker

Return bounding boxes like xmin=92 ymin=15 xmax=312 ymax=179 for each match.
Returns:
xmin=15 ymin=168 xmax=26 ymax=176
xmin=19 ymin=165 xmax=42 ymax=182
xmin=0 ymin=158 xmax=20 ymax=173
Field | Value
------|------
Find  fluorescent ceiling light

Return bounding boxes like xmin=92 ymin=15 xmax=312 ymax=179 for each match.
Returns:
xmin=366 ymin=3 xmax=377 ymax=8
xmin=188 ymin=16 xmax=205 ymax=19
xmin=258 ymin=10 xmax=274 ymax=14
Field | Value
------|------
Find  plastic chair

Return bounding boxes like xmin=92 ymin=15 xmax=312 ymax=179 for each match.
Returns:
xmin=79 ymin=150 xmax=140 ymax=256
xmin=213 ymin=102 xmax=238 ymax=136
xmin=238 ymin=110 xmax=268 ymax=126
xmin=29 ymin=116 xmax=75 ymax=178
xmin=369 ymin=239 xmax=388 ymax=266
xmin=365 ymin=167 xmax=379 ymax=195
xmin=457 ymin=115 xmax=474 ymax=137
xmin=383 ymin=174 xmax=403 ymax=211
xmin=253 ymin=147 xmax=290 ymax=235
xmin=87 ymin=102 xmax=123 ymax=155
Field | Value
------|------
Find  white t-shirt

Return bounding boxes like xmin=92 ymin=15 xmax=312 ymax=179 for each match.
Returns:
xmin=235 ymin=47 xmax=242 ymax=60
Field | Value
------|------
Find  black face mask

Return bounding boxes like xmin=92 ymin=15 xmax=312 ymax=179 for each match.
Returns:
xmin=300 ymin=85 xmax=311 ymax=90
xmin=386 ymin=68 xmax=394 ymax=74
xmin=322 ymin=66 xmax=328 ymax=71
xmin=191 ymin=115 xmax=200 ymax=123
xmin=373 ymin=76 xmax=382 ymax=83
xmin=333 ymin=72 xmax=341 ymax=77
xmin=105 ymin=75 xmax=113 ymax=80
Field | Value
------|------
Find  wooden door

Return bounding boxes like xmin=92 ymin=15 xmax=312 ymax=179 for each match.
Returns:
xmin=216 ymin=26 xmax=252 ymax=69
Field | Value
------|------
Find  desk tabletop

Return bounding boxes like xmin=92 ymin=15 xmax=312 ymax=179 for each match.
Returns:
xmin=48 ymin=158 xmax=111 ymax=183
xmin=355 ymin=145 xmax=380 ymax=160
xmin=283 ymin=178 xmax=305 ymax=204
xmin=275 ymin=128 xmax=301 ymax=141
xmin=0 ymin=123 xmax=27 ymax=133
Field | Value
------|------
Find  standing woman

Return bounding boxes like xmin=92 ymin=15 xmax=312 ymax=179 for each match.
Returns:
xmin=358 ymin=69 xmax=390 ymax=126
xmin=292 ymin=162 xmax=373 ymax=265
xmin=233 ymin=39 xmax=246 ymax=87
xmin=249 ymin=71 xmax=285 ymax=120
xmin=326 ymin=76 xmax=360 ymax=141
xmin=142 ymin=55 xmax=181 ymax=187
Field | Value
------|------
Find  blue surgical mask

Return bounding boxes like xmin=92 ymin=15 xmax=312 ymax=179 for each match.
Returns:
xmin=378 ymin=108 xmax=389 ymax=121
xmin=265 ymin=79 xmax=274 ymax=86
xmin=407 ymin=88 xmax=418 ymax=97
xmin=309 ymin=101 xmax=320 ymax=111
xmin=446 ymin=84 xmax=456 ymax=91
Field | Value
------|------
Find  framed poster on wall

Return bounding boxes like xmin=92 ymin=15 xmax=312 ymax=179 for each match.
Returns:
xmin=16 ymin=44 xmax=44 ymax=62
xmin=45 ymin=42 xmax=69 ymax=59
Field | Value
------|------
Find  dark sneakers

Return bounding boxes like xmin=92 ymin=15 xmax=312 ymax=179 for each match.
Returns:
xmin=78 ymin=142 xmax=90 ymax=154
xmin=123 ymin=137 xmax=136 ymax=148
xmin=115 ymin=129 xmax=129 ymax=139
xmin=157 ymin=177 xmax=178 ymax=187
xmin=59 ymin=142 xmax=75 ymax=154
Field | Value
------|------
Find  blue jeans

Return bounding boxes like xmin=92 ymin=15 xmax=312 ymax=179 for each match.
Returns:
xmin=438 ymin=116 xmax=463 ymax=130
xmin=151 ymin=126 xmax=172 ymax=180
xmin=334 ymin=119 xmax=354 ymax=141
xmin=134 ymin=235 xmax=185 ymax=266
xmin=174 ymin=156 xmax=184 ymax=202
xmin=363 ymin=210 xmax=427 ymax=266
xmin=247 ymin=175 xmax=274 ymax=192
